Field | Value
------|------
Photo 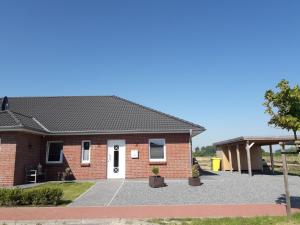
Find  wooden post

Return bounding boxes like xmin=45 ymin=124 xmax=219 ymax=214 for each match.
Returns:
xmin=269 ymin=145 xmax=274 ymax=175
xmin=280 ymin=142 xmax=292 ymax=219
xmin=246 ymin=141 xmax=252 ymax=177
xmin=218 ymin=147 xmax=224 ymax=171
xmin=228 ymin=146 xmax=233 ymax=172
xmin=221 ymin=147 xmax=225 ymax=171
xmin=236 ymin=144 xmax=241 ymax=174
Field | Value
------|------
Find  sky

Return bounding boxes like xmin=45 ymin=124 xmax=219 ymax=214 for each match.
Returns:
xmin=0 ymin=0 xmax=299 ymax=148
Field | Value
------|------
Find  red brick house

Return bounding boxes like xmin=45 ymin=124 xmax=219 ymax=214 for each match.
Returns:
xmin=0 ymin=96 xmax=205 ymax=186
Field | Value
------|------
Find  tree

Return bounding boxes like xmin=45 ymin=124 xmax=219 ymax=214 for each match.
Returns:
xmin=200 ymin=146 xmax=216 ymax=156
xmin=193 ymin=145 xmax=216 ymax=157
xmin=263 ymin=79 xmax=300 ymax=140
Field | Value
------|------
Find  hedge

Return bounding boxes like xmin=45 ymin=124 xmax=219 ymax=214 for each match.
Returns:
xmin=0 ymin=187 xmax=63 ymax=206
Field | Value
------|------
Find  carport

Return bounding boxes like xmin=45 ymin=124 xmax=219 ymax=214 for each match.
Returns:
xmin=213 ymin=136 xmax=295 ymax=176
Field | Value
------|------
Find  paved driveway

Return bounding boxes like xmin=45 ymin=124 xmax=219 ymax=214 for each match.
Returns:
xmin=70 ymin=172 xmax=300 ymax=207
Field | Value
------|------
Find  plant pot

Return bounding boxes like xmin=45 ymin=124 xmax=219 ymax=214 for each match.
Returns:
xmin=188 ymin=177 xmax=201 ymax=186
xmin=149 ymin=176 xmax=165 ymax=188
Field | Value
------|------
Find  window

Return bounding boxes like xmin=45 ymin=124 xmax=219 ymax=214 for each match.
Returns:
xmin=81 ymin=140 xmax=91 ymax=163
xmin=149 ymin=139 xmax=166 ymax=162
xmin=46 ymin=141 xmax=63 ymax=163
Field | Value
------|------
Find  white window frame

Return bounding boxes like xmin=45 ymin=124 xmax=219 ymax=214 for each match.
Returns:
xmin=148 ymin=138 xmax=166 ymax=162
xmin=46 ymin=141 xmax=64 ymax=164
xmin=81 ymin=140 xmax=91 ymax=163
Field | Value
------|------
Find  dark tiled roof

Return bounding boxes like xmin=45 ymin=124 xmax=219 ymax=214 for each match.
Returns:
xmin=0 ymin=96 xmax=205 ymax=136
xmin=0 ymin=111 xmax=20 ymax=127
xmin=0 ymin=110 xmax=46 ymax=132
xmin=12 ymin=111 xmax=47 ymax=132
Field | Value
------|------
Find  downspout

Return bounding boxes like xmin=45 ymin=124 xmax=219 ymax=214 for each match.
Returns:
xmin=189 ymin=129 xmax=193 ymax=167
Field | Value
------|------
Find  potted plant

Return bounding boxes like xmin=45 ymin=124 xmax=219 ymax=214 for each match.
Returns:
xmin=149 ymin=167 xmax=165 ymax=188
xmin=188 ymin=164 xmax=201 ymax=186
xmin=61 ymin=167 xmax=73 ymax=181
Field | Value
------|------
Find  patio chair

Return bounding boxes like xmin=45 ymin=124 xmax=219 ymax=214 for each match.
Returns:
xmin=25 ymin=165 xmax=37 ymax=183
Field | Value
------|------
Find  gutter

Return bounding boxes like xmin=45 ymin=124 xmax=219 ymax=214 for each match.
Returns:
xmin=0 ymin=127 xmax=48 ymax=135
xmin=0 ymin=127 xmax=205 ymax=137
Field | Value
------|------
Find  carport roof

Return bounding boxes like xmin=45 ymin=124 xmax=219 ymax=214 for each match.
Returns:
xmin=213 ymin=136 xmax=296 ymax=147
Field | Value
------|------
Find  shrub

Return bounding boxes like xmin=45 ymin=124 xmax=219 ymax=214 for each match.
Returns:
xmin=25 ymin=187 xmax=63 ymax=206
xmin=0 ymin=188 xmax=22 ymax=206
xmin=45 ymin=187 xmax=63 ymax=205
xmin=0 ymin=187 xmax=63 ymax=206
xmin=152 ymin=167 xmax=159 ymax=176
xmin=21 ymin=190 xmax=34 ymax=205
xmin=0 ymin=189 xmax=7 ymax=206
xmin=191 ymin=165 xmax=200 ymax=178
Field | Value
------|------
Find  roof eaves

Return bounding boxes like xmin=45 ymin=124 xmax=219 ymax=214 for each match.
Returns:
xmin=0 ymin=126 xmax=48 ymax=135
xmin=0 ymin=127 xmax=202 ymax=136
xmin=0 ymin=124 xmax=23 ymax=129
xmin=45 ymin=128 xmax=194 ymax=135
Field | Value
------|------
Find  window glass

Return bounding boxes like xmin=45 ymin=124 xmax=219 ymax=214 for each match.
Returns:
xmin=149 ymin=139 xmax=165 ymax=160
xmin=114 ymin=149 xmax=119 ymax=167
xmin=82 ymin=141 xmax=90 ymax=162
xmin=47 ymin=142 xmax=63 ymax=162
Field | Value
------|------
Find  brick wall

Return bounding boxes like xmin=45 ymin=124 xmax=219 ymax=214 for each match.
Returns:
xmin=42 ymin=135 xmax=107 ymax=181
xmin=14 ymin=133 xmax=42 ymax=185
xmin=0 ymin=132 xmax=42 ymax=186
xmin=0 ymin=133 xmax=17 ymax=186
xmin=125 ymin=134 xmax=191 ymax=178
xmin=0 ymin=132 xmax=192 ymax=186
xmin=43 ymin=133 xmax=191 ymax=180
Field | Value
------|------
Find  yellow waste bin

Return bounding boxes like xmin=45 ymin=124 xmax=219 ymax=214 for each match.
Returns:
xmin=211 ymin=157 xmax=221 ymax=171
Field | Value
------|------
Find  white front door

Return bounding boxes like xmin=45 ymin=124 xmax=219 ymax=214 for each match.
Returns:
xmin=107 ymin=140 xmax=126 ymax=179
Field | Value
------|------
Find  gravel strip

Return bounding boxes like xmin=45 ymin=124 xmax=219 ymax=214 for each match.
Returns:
xmin=110 ymin=173 xmax=300 ymax=206
xmin=70 ymin=173 xmax=300 ymax=207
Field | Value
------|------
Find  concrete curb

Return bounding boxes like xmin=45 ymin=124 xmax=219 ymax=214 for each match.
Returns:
xmin=0 ymin=219 xmax=153 ymax=225
xmin=0 ymin=204 xmax=297 ymax=221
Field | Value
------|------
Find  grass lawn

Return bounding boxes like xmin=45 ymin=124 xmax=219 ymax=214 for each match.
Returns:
xmin=150 ymin=213 xmax=300 ymax=225
xmin=26 ymin=181 xmax=94 ymax=205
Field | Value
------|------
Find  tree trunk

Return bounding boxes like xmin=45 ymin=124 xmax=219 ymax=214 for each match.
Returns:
xmin=293 ymin=130 xmax=298 ymax=140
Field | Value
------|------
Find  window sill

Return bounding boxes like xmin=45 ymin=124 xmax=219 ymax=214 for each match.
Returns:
xmin=46 ymin=162 xmax=64 ymax=166
xmin=149 ymin=161 xmax=167 ymax=165
xmin=81 ymin=163 xmax=91 ymax=167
